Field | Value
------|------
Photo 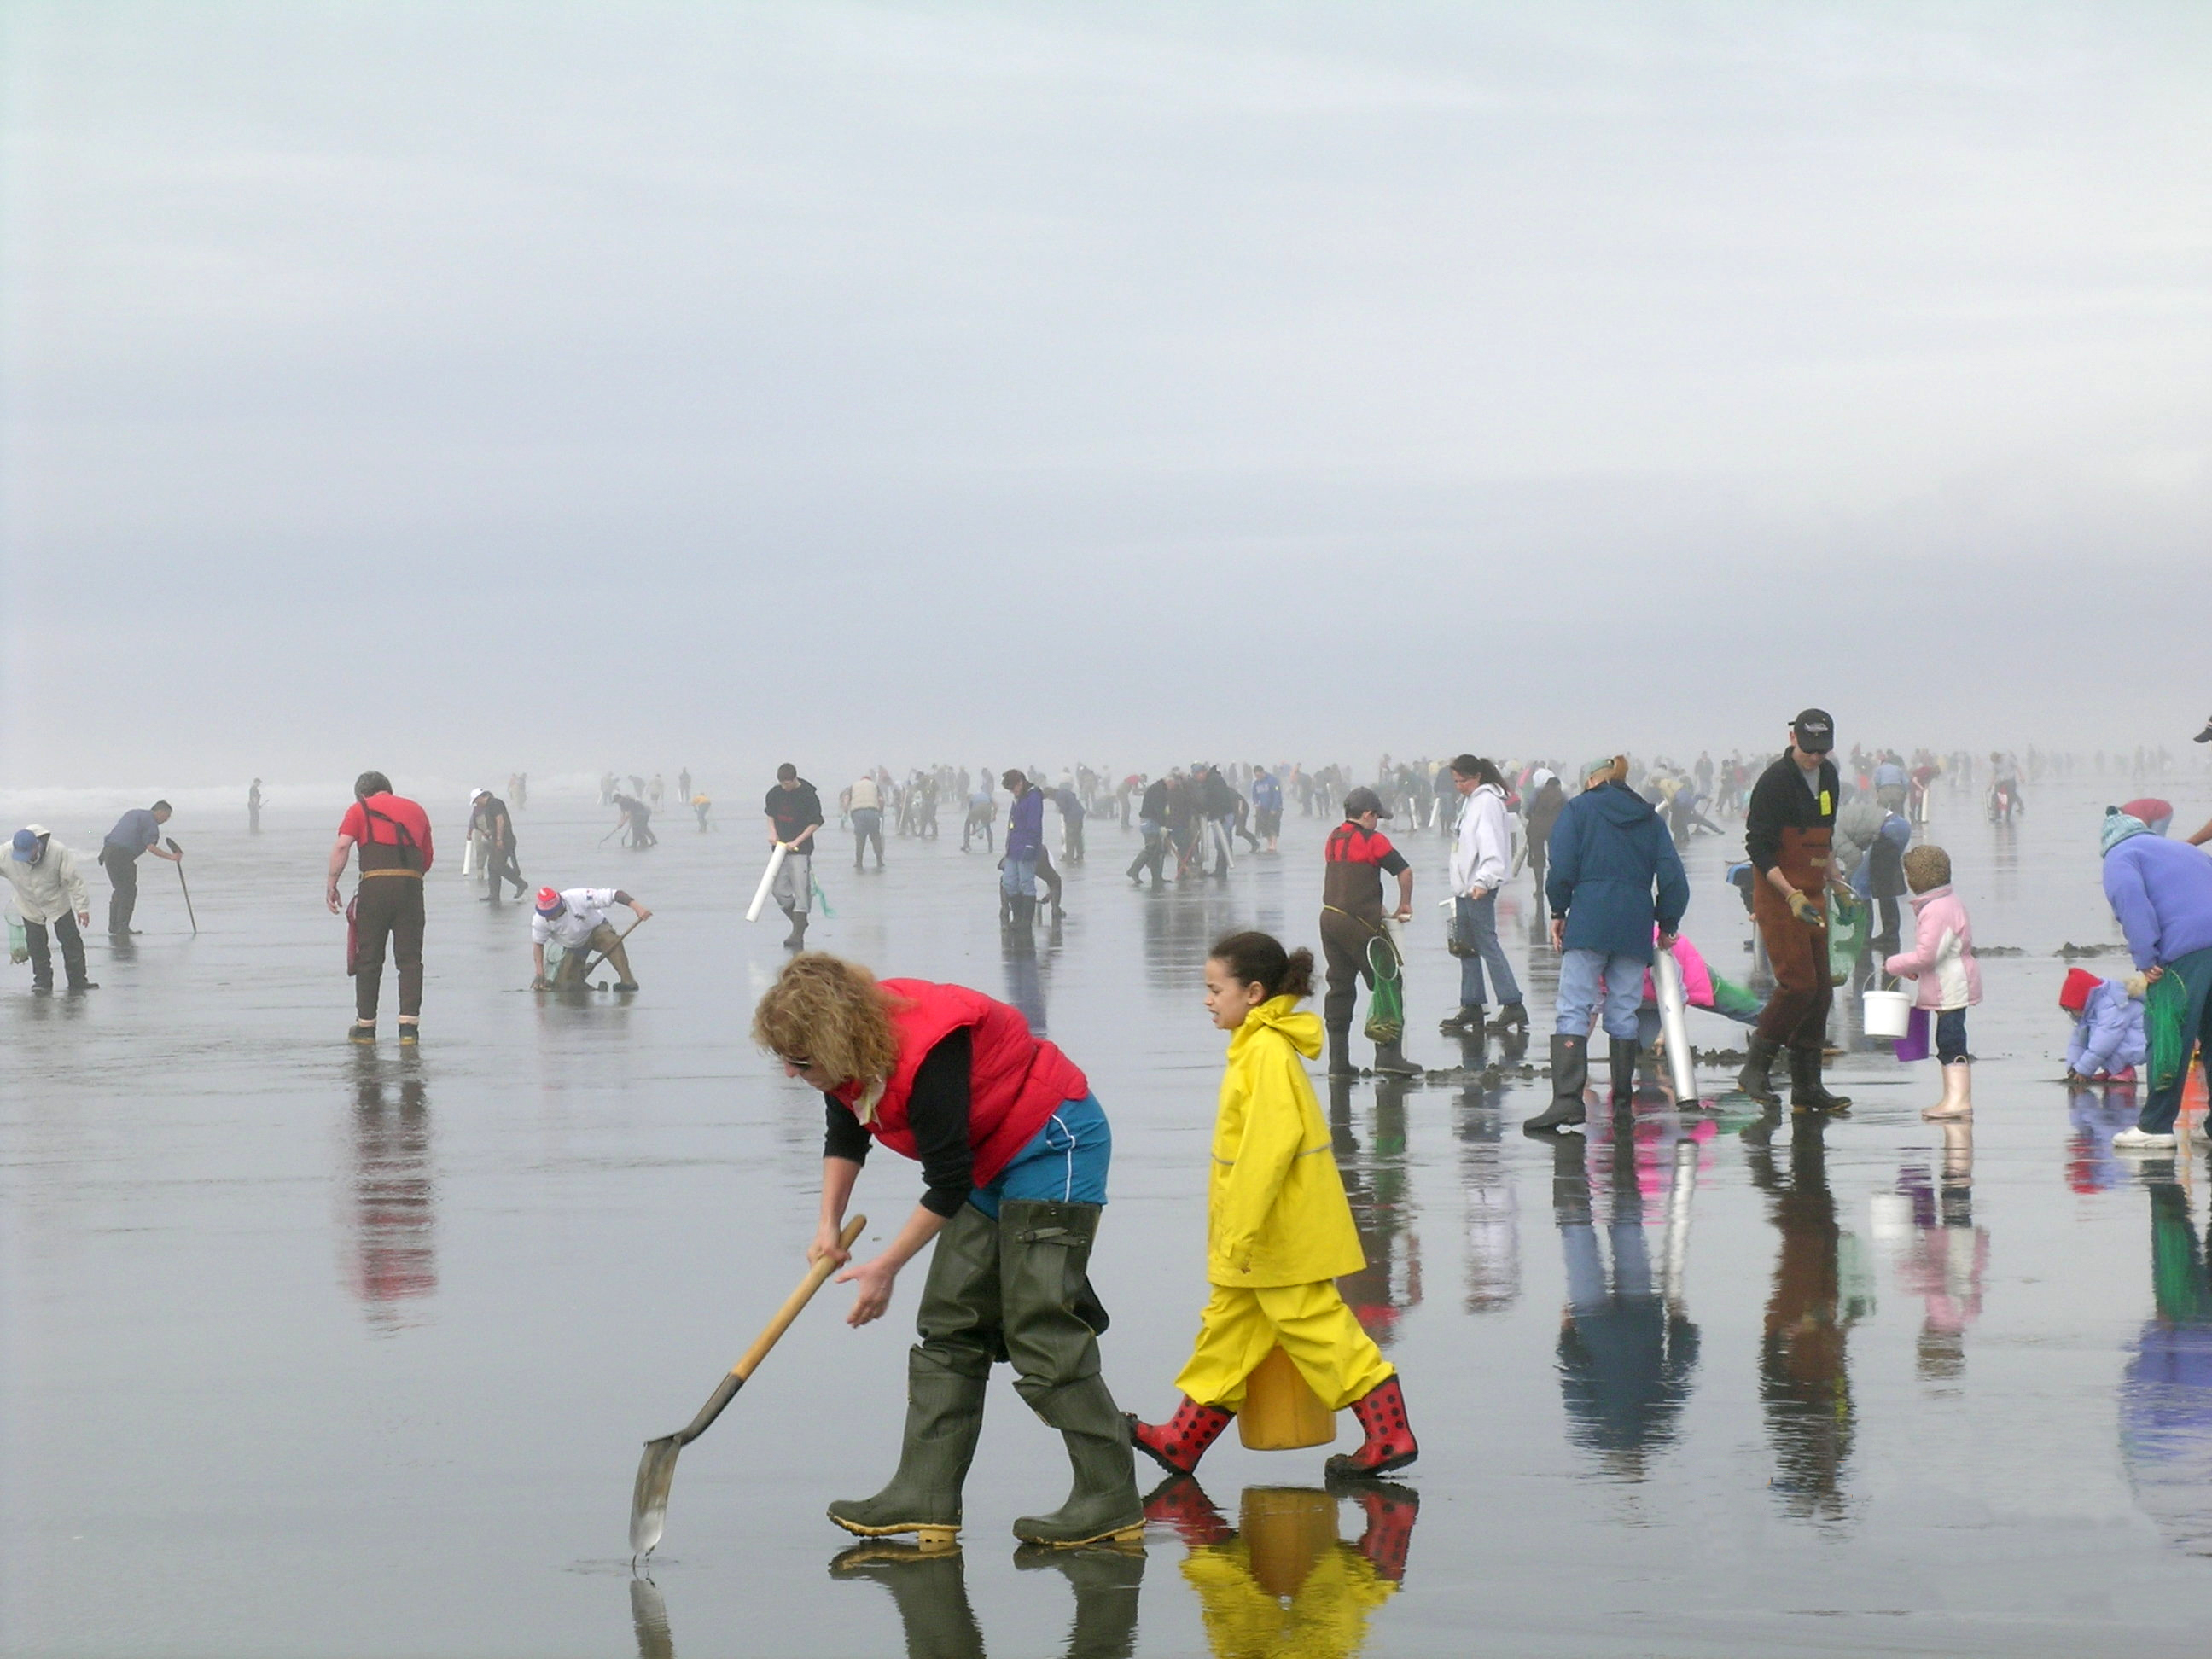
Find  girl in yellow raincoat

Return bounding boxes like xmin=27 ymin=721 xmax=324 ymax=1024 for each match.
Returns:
xmin=1129 ymin=930 xmax=1418 ymax=1479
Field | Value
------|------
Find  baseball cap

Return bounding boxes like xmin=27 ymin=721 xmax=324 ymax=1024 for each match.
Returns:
xmin=535 ymin=887 xmax=563 ymax=914
xmin=1791 ymin=708 xmax=1836 ymax=752
xmin=10 ymin=828 xmax=38 ymax=861
xmin=1342 ymin=786 xmax=1389 ymax=819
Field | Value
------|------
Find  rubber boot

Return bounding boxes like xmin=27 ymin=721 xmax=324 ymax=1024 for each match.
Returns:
xmin=826 ymin=1354 xmax=988 ymax=1549
xmin=1326 ymin=1022 xmax=1355 ymax=1080
xmin=1337 ymin=1479 xmax=1420 ymax=1583
xmin=1736 ymin=1034 xmax=1782 ymax=1104
xmin=1324 ymin=1374 xmax=1417 ymax=1478
xmin=827 ymin=1541 xmax=986 ymax=1659
xmin=1490 ymin=1001 xmax=1529 ymax=1035
xmin=781 ymin=905 xmax=807 ymax=950
xmin=1790 ymin=1045 xmax=1851 ymax=1115
xmin=1129 ymin=1396 xmax=1234 ymax=1477
xmin=1374 ymin=1028 xmax=1421 ymax=1076
xmin=1923 ymin=1059 xmax=1973 ymax=1121
xmin=1522 ymin=1033 xmax=1588 ymax=1132
xmin=1437 ymin=1004 xmax=1483 ymax=1036
xmin=1608 ymin=1037 xmax=1639 ymax=1106
xmin=1012 ymin=1535 xmax=1147 ymax=1659
xmin=999 ymin=1200 xmax=1143 ymax=1547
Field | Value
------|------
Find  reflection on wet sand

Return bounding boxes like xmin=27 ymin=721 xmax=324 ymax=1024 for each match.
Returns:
xmin=1452 ymin=1063 xmax=1521 ymax=1315
xmin=820 ymin=1535 xmax=1145 ymax=1659
xmin=1150 ymin=1477 xmax=1416 ymax=1659
xmin=1893 ymin=1122 xmax=1988 ymax=1382
xmin=343 ymin=1049 xmax=436 ymax=1330
xmin=1331 ymin=1078 xmax=1421 ymax=1348
xmin=1000 ymin=911 xmax=1060 ymax=1036
xmin=628 ymin=1575 xmax=676 ymax=1659
xmin=1749 ymin=1121 xmax=1866 ymax=1524
xmin=1549 ymin=1127 xmax=1700 ymax=1481
xmin=2122 ymin=1169 xmax=2212 ymax=1556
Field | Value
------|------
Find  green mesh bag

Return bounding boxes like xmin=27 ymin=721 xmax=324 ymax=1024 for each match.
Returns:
xmin=2146 ymin=969 xmax=2192 ymax=1094
xmin=1364 ymin=931 xmax=1405 ymax=1044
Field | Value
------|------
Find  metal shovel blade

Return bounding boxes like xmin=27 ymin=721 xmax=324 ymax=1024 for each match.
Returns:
xmin=629 ymin=1434 xmax=684 ymax=1558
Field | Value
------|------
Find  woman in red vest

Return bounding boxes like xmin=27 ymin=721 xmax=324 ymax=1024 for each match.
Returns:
xmin=751 ymin=952 xmax=1142 ymax=1551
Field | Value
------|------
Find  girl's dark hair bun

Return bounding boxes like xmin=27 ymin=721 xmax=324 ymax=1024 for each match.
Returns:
xmin=1210 ymin=931 xmax=1314 ymax=1001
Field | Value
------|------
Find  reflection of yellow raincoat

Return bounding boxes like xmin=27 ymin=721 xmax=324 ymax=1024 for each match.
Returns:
xmin=1182 ymin=1541 xmax=1395 ymax=1658
xmin=1209 ymin=998 xmax=1365 ymax=1285
xmin=1177 ymin=998 xmax=1391 ymax=1412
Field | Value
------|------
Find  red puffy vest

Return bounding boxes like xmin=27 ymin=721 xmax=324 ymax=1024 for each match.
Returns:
xmin=832 ymin=980 xmax=1088 ymax=1187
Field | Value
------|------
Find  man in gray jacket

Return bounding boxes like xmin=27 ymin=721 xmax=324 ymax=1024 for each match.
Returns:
xmin=7 ymin=826 xmax=96 ymax=992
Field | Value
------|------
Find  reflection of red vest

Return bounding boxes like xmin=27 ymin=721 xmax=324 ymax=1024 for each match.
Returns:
xmin=832 ymin=980 xmax=1088 ymax=1187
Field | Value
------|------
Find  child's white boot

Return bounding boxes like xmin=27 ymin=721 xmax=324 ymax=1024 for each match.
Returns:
xmin=1923 ymin=1059 xmax=1973 ymax=1121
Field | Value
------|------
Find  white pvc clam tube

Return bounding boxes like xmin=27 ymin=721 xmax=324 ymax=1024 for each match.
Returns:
xmin=461 ymin=833 xmax=477 ymax=876
xmin=745 ymin=844 xmax=789 ymax=923
xmin=1652 ymin=946 xmax=1697 ymax=1101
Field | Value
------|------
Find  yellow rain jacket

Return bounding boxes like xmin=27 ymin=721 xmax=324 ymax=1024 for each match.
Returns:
xmin=1208 ymin=998 xmax=1367 ymax=1287
xmin=1181 ymin=1542 xmax=1396 ymax=1658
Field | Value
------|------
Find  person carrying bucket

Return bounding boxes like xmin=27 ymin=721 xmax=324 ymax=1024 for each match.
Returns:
xmin=1127 ymin=931 xmax=1417 ymax=1483
xmin=751 ymin=952 xmax=1142 ymax=1550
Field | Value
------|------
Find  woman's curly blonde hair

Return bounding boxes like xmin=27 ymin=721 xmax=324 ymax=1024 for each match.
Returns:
xmin=751 ymin=952 xmax=902 ymax=1088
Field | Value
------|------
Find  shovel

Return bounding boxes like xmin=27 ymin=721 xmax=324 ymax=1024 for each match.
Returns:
xmin=629 ymin=1214 xmax=866 ymax=1560
xmin=165 ymin=839 xmax=198 ymax=934
xmin=580 ymin=915 xmax=648 ymax=987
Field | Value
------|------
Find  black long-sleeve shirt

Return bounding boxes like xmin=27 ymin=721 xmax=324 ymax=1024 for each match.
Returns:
xmin=1743 ymin=754 xmax=1839 ymax=874
xmin=822 ymin=1028 xmax=975 ymax=1217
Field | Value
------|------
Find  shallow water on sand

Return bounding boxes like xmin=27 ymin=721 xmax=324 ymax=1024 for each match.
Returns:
xmin=6 ymin=773 xmax=2212 ymax=1657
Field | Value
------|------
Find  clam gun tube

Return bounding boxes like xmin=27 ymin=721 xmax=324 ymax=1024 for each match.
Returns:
xmin=1652 ymin=946 xmax=1697 ymax=1101
xmin=629 ymin=1214 xmax=866 ymax=1560
xmin=744 ymin=844 xmax=789 ymax=923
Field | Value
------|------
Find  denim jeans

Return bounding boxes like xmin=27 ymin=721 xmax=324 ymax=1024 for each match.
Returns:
xmin=1454 ymin=890 xmax=1521 ymax=1009
xmin=1936 ymin=1007 xmax=1969 ymax=1066
xmin=1000 ymin=851 xmax=1038 ymax=899
xmin=1557 ymin=947 xmax=1645 ymax=1039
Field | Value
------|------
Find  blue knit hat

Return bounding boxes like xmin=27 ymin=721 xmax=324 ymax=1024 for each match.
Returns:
xmin=2101 ymin=806 xmax=2151 ymax=856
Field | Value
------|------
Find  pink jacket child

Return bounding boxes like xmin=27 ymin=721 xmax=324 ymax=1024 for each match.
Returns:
xmin=1883 ymin=884 xmax=1982 ymax=1012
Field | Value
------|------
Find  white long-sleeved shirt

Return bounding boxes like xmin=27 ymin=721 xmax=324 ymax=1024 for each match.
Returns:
xmin=532 ymin=888 xmax=622 ymax=950
xmin=4 ymin=834 xmax=89 ymax=924
xmin=1449 ymin=783 xmax=1512 ymax=897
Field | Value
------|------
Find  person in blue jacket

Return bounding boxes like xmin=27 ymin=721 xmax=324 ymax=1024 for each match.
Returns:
xmin=2059 ymin=967 xmax=2146 ymax=1084
xmin=2101 ymin=807 xmax=2212 ymax=1149
xmin=1524 ymin=756 xmax=1689 ymax=1132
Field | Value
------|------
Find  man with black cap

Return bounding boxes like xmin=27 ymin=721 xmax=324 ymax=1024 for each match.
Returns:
xmin=1319 ymin=787 xmax=1418 ymax=1079
xmin=1739 ymin=709 xmax=1854 ymax=1111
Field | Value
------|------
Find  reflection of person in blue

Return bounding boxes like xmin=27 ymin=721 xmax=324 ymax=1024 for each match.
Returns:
xmin=2122 ymin=1176 xmax=2212 ymax=1556
xmin=1147 ymin=1478 xmax=1417 ymax=1659
xmin=2068 ymin=1084 xmax=2143 ymax=1195
xmin=1549 ymin=1133 xmax=1699 ymax=1479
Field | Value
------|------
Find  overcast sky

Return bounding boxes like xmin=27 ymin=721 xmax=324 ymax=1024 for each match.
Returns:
xmin=3 ymin=2 xmax=2209 ymax=791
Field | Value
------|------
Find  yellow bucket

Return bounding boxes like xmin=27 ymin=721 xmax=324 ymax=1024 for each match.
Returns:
xmin=1237 ymin=1345 xmax=1336 ymax=1450
xmin=1239 ymin=1486 xmax=1339 ymax=1598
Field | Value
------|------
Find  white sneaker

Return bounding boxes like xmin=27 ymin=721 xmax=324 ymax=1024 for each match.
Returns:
xmin=2114 ymin=1126 xmax=2178 ymax=1150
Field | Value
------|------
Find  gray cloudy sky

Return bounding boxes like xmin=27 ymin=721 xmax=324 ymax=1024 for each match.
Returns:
xmin=4 ymin=2 xmax=2209 ymax=789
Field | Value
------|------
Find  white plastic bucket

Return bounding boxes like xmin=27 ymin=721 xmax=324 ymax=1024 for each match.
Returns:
xmin=1861 ymin=988 xmax=1912 ymax=1040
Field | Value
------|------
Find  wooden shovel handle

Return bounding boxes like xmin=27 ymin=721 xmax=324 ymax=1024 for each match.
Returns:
xmin=731 ymin=1214 xmax=866 ymax=1382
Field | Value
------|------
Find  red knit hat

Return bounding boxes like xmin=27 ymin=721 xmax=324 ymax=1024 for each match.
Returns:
xmin=2059 ymin=967 xmax=2099 ymax=1013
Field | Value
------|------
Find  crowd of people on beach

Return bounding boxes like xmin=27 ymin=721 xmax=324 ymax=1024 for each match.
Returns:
xmin=12 ymin=710 xmax=2212 ymax=1599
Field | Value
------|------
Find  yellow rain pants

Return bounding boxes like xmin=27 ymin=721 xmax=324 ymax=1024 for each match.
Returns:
xmin=1173 ymin=1279 xmax=1394 ymax=1413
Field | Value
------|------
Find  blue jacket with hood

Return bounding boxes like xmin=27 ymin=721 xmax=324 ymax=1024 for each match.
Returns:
xmin=1545 ymin=781 xmax=1689 ymax=962
xmin=2102 ymin=823 xmax=2212 ymax=971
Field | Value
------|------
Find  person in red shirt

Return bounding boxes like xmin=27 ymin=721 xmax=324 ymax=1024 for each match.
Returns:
xmin=751 ymin=952 xmax=1141 ymax=1551
xmin=326 ymin=771 xmax=435 ymax=1044
xmin=1320 ymin=786 xmax=1418 ymax=1079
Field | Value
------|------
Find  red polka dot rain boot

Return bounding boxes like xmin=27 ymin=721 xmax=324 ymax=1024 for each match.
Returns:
xmin=1127 ymin=1396 xmax=1234 ymax=1477
xmin=1325 ymin=1375 xmax=1417 ymax=1479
